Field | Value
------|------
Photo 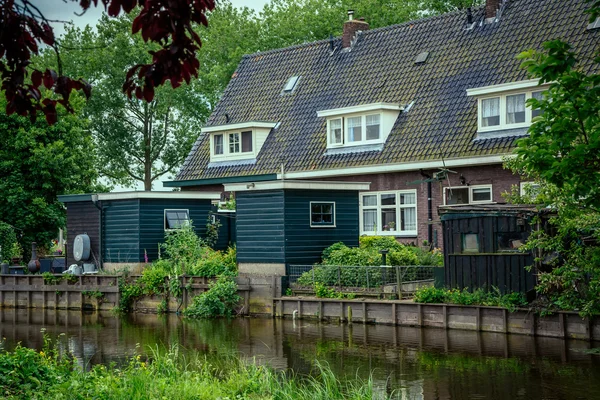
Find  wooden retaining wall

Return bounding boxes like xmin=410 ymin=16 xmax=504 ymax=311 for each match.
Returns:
xmin=273 ymin=297 xmax=599 ymax=341
xmin=0 ymin=274 xmax=280 ymax=315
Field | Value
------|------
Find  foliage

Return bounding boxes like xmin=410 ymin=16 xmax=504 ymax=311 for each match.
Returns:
xmin=0 ymin=222 xmax=17 ymax=262
xmin=138 ymin=266 xmax=169 ymax=295
xmin=0 ymin=0 xmax=214 ymax=123
xmin=204 ymin=214 xmax=221 ymax=249
xmin=162 ymin=224 xmax=204 ymax=276
xmin=47 ymin=13 xmax=203 ymax=190
xmin=504 ymin=31 xmax=600 ymax=317
xmin=407 ymin=246 xmax=444 ymax=266
xmin=388 ymin=248 xmax=419 ymax=266
xmin=314 ymin=282 xmax=355 ymax=299
xmin=219 ymin=193 xmax=236 ymax=210
xmin=187 ymin=246 xmax=237 ymax=277
xmin=81 ymin=290 xmax=104 ymax=299
xmin=117 ymin=277 xmax=144 ymax=313
xmin=414 ymin=287 xmax=528 ymax=312
xmin=0 ymin=340 xmax=378 ymax=400
xmin=0 ymin=95 xmax=102 ymax=258
xmin=184 ymin=275 xmax=241 ymax=318
xmin=41 ymin=272 xmax=63 ymax=285
xmin=359 ymin=236 xmax=405 ymax=253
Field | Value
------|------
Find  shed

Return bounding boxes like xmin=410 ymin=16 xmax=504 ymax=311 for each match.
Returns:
xmin=223 ymin=180 xmax=370 ymax=276
xmin=439 ymin=204 xmax=538 ymax=294
xmin=58 ymin=191 xmax=225 ymax=272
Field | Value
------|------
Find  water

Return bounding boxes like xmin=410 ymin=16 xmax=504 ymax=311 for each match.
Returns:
xmin=2 ymin=308 xmax=600 ymax=399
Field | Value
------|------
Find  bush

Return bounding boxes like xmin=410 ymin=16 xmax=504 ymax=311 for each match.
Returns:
xmin=407 ymin=246 xmax=444 ymax=266
xmin=138 ymin=266 xmax=169 ymax=295
xmin=162 ymin=224 xmax=204 ymax=275
xmin=359 ymin=236 xmax=405 ymax=252
xmin=388 ymin=248 xmax=419 ymax=266
xmin=321 ymin=242 xmax=348 ymax=262
xmin=322 ymin=247 xmax=382 ymax=267
xmin=184 ymin=275 xmax=241 ymax=318
xmin=187 ymin=246 xmax=237 ymax=277
xmin=414 ymin=287 xmax=528 ymax=311
xmin=0 ymin=221 xmax=17 ymax=262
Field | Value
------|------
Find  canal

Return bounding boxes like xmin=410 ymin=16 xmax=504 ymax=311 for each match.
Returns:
xmin=1 ymin=308 xmax=600 ymax=399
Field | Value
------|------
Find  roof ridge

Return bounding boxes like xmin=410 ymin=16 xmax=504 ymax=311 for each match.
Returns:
xmin=241 ymin=3 xmax=487 ymax=60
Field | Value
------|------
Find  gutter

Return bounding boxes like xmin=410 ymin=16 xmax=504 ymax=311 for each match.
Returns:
xmin=163 ymin=173 xmax=278 ymax=187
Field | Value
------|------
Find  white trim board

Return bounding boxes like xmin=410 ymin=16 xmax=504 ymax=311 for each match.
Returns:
xmin=201 ymin=121 xmax=278 ymax=133
xmin=224 ymin=180 xmax=371 ymax=192
xmin=466 ymin=79 xmax=542 ymax=96
xmin=317 ymin=102 xmax=403 ymax=117
xmin=277 ymin=155 xmax=511 ymax=180
xmin=96 ymin=191 xmax=221 ymax=201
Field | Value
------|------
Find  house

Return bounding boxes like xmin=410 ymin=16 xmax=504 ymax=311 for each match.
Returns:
xmin=58 ymin=191 xmax=231 ymax=273
xmin=165 ymin=0 xmax=598 ymax=273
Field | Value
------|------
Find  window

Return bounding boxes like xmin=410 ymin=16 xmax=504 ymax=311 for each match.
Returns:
xmin=310 ymin=202 xmax=335 ymax=227
xmin=531 ymin=91 xmax=543 ymax=119
xmin=444 ymin=185 xmax=493 ymax=205
xmin=229 ymin=133 xmax=240 ymax=153
xmin=347 ymin=116 xmax=362 ymax=142
xmin=214 ymin=134 xmax=223 ymax=155
xmin=365 ymin=114 xmax=380 ymax=140
xmin=329 ymin=118 xmax=343 ymax=145
xmin=326 ymin=113 xmax=384 ymax=147
xmin=477 ymin=89 xmax=548 ymax=132
xmin=520 ymin=182 xmax=541 ymax=197
xmin=241 ymin=131 xmax=253 ymax=152
xmin=481 ymin=97 xmax=500 ymax=127
xmin=164 ymin=209 xmax=190 ymax=230
xmin=283 ymin=75 xmax=300 ymax=92
xmin=360 ymin=190 xmax=417 ymax=236
xmin=462 ymin=234 xmax=479 ymax=253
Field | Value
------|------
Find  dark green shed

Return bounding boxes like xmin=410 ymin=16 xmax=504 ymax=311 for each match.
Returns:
xmin=439 ymin=204 xmax=538 ymax=294
xmin=224 ymin=180 xmax=370 ymax=276
xmin=58 ymin=191 xmax=223 ymax=272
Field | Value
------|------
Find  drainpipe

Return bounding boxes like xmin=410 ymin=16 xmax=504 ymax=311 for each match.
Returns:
xmin=91 ymin=194 xmax=103 ymax=270
xmin=428 ymin=181 xmax=433 ymax=248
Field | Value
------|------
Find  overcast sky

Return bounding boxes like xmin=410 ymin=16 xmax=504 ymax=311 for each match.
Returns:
xmin=30 ymin=0 xmax=269 ymax=37
xmin=29 ymin=0 xmax=269 ymax=191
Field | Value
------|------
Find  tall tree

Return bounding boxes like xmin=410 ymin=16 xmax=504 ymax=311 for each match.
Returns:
xmin=0 ymin=95 xmax=102 ymax=256
xmin=50 ymin=13 xmax=206 ymax=190
xmin=0 ymin=0 xmax=215 ymax=123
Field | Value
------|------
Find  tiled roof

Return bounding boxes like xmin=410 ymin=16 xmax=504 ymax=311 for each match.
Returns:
xmin=175 ymin=0 xmax=598 ymax=182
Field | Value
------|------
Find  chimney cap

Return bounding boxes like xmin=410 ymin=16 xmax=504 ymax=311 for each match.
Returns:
xmin=347 ymin=9 xmax=354 ymax=21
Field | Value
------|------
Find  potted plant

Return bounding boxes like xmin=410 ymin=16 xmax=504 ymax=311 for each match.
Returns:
xmin=388 ymin=222 xmax=396 ymax=232
xmin=10 ymin=242 xmax=22 ymax=265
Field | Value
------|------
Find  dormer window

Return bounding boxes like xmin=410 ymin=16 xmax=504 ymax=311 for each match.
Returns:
xmin=202 ymin=121 xmax=277 ymax=163
xmin=467 ymin=80 xmax=550 ymax=135
xmin=317 ymin=102 xmax=402 ymax=149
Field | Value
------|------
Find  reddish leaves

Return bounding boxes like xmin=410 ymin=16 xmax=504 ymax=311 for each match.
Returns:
xmin=0 ymin=0 xmax=214 ymax=124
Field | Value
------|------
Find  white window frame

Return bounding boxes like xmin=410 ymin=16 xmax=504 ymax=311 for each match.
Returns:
xmin=520 ymin=182 xmax=541 ymax=196
xmin=326 ymin=113 xmax=383 ymax=148
xmin=477 ymin=89 xmax=545 ymax=133
xmin=210 ymin=130 xmax=255 ymax=159
xmin=309 ymin=201 xmax=336 ymax=228
xmin=359 ymin=190 xmax=417 ymax=237
xmin=164 ymin=209 xmax=190 ymax=231
xmin=443 ymin=185 xmax=493 ymax=205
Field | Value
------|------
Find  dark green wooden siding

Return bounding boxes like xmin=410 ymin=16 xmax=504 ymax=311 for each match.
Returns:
xmin=442 ymin=214 xmax=536 ymax=294
xmin=103 ymin=200 xmax=140 ymax=263
xmin=284 ymin=190 xmax=359 ymax=266
xmin=65 ymin=202 xmax=100 ymax=266
xmin=236 ymin=190 xmax=285 ymax=263
xmin=215 ymin=212 xmax=236 ymax=250
xmin=139 ymin=199 xmax=214 ymax=262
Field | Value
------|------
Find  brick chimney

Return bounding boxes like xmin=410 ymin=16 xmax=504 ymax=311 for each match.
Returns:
xmin=485 ymin=0 xmax=502 ymax=19
xmin=342 ymin=10 xmax=369 ymax=49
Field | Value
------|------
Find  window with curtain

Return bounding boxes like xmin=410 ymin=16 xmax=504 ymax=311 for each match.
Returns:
xmin=329 ymin=118 xmax=343 ymax=145
xmin=229 ymin=133 xmax=240 ymax=153
xmin=213 ymin=134 xmax=223 ymax=155
xmin=531 ymin=91 xmax=543 ymax=118
xmin=347 ymin=116 xmax=362 ymax=142
xmin=506 ymin=94 xmax=526 ymax=124
xmin=360 ymin=191 xmax=417 ymax=236
xmin=241 ymin=131 xmax=253 ymax=152
xmin=366 ymin=114 xmax=380 ymax=140
xmin=481 ymin=97 xmax=500 ymax=127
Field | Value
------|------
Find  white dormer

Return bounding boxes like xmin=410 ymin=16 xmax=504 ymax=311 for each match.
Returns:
xmin=467 ymin=80 xmax=550 ymax=137
xmin=201 ymin=121 xmax=277 ymax=163
xmin=317 ymin=102 xmax=403 ymax=149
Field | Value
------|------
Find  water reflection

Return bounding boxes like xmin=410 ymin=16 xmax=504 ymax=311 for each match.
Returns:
xmin=1 ymin=308 xmax=600 ymax=399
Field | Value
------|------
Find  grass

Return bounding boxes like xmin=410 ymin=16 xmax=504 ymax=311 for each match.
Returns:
xmin=0 ymin=338 xmax=383 ymax=400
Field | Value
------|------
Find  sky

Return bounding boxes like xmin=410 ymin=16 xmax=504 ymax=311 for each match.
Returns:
xmin=29 ymin=0 xmax=269 ymax=191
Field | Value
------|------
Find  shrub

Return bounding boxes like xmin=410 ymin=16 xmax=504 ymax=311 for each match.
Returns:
xmin=0 ymin=221 xmax=17 ymax=262
xmin=321 ymin=242 xmax=348 ymax=262
xmin=138 ymin=266 xmax=169 ymax=295
xmin=414 ymin=287 xmax=528 ymax=311
xmin=187 ymin=246 xmax=237 ymax=277
xmin=407 ymin=246 xmax=444 ymax=266
xmin=184 ymin=275 xmax=241 ymax=318
xmin=322 ymin=247 xmax=382 ymax=267
xmin=359 ymin=236 xmax=405 ymax=252
xmin=413 ymin=286 xmax=446 ymax=303
xmin=388 ymin=248 xmax=419 ymax=266
xmin=162 ymin=224 xmax=204 ymax=275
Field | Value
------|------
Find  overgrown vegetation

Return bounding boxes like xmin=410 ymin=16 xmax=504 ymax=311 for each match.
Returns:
xmin=296 ymin=237 xmax=443 ymax=288
xmin=0 ymin=337 xmax=380 ymax=400
xmin=413 ymin=287 xmax=528 ymax=312
xmin=184 ymin=275 xmax=241 ymax=318
xmin=0 ymin=222 xmax=17 ymax=262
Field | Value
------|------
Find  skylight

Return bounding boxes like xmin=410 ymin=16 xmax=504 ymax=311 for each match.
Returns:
xmin=415 ymin=52 xmax=429 ymax=64
xmin=283 ymin=76 xmax=300 ymax=92
xmin=587 ymin=17 xmax=600 ymax=30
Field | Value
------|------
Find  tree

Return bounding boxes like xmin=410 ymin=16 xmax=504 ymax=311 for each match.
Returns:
xmin=0 ymin=95 xmax=104 ymax=257
xmin=0 ymin=0 xmax=214 ymax=124
xmin=505 ymin=10 xmax=600 ymax=316
xmin=48 ymin=13 xmax=206 ymax=190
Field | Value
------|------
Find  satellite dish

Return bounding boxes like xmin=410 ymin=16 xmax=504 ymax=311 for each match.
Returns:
xmin=73 ymin=234 xmax=91 ymax=262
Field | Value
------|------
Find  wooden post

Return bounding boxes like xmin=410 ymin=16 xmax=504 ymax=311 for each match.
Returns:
xmin=362 ymin=302 xmax=367 ymax=324
xmin=443 ymin=305 xmax=448 ymax=329
xmin=530 ymin=313 xmax=536 ymax=336
xmin=392 ymin=302 xmax=397 ymax=325
xmin=348 ymin=306 xmax=353 ymax=324
xmin=559 ymin=312 xmax=567 ymax=339
xmin=340 ymin=301 xmax=344 ymax=322
xmin=417 ymin=304 xmax=422 ymax=327
xmin=319 ymin=301 xmax=323 ymax=321
xmin=476 ymin=307 xmax=481 ymax=332
xmin=297 ymin=300 xmax=302 ymax=319
xmin=396 ymin=266 xmax=402 ymax=299
xmin=503 ymin=309 xmax=508 ymax=333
